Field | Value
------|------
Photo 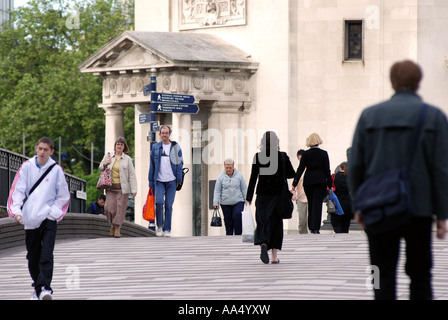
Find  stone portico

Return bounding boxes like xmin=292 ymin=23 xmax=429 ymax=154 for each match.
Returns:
xmin=79 ymin=31 xmax=258 ymax=236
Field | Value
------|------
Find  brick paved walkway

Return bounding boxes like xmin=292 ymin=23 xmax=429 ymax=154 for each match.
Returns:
xmin=1 ymin=232 xmax=447 ymax=300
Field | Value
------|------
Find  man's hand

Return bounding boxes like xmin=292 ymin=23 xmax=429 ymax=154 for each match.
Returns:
xmin=15 ymin=215 xmax=23 ymax=225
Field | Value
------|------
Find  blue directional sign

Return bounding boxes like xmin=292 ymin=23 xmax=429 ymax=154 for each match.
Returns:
xmin=150 ymin=103 xmax=199 ymax=114
xmin=151 ymin=92 xmax=195 ymax=104
xmin=139 ymin=113 xmax=156 ymax=124
xmin=149 ymin=121 xmax=159 ymax=132
xmin=143 ymin=84 xmax=152 ymax=96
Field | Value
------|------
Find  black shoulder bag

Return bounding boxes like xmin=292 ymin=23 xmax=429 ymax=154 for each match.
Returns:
xmin=21 ymin=163 xmax=57 ymax=210
xmin=354 ymin=104 xmax=429 ymax=234
xmin=171 ymin=141 xmax=189 ymax=191
xmin=277 ymin=152 xmax=294 ymax=219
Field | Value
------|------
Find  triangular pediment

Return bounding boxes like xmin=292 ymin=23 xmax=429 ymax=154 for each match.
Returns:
xmin=111 ymin=45 xmax=165 ymax=69
xmin=79 ymin=32 xmax=172 ymax=74
xmin=79 ymin=31 xmax=258 ymax=74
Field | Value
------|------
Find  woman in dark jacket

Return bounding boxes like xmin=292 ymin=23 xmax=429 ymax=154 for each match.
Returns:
xmin=246 ymin=131 xmax=295 ymax=264
xmin=292 ymin=133 xmax=332 ymax=234
xmin=331 ymin=162 xmax=353 ymax=233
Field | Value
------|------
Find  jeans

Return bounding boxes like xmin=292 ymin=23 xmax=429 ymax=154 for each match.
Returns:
xmin=25 ymin=219 xmax=58 ymax=296
xmin=155 ymin=180 xmax=177 ymax=232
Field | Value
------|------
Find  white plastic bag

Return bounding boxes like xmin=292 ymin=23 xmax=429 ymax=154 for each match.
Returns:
xmin=242 ymin=202 xmax=255 ymax=243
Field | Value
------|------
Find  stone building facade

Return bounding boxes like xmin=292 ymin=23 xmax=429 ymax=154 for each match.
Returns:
xmin=80 ymin=0 xmax=448 ymax=236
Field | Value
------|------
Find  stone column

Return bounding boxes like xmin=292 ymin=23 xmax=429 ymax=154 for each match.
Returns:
xmin=134 ymin=104 xmax=152 ymax=227
xmin=171 ymin=113 xmax=193 ymax=237
xmin=100 ymin=104 xmax=126 ymax=153
xmin=207 ymin=101 xmax=250 ymax=236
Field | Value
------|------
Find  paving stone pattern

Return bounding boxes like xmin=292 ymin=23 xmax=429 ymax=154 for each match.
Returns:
xmin=1 ymin=233 xmax=448 ymax=300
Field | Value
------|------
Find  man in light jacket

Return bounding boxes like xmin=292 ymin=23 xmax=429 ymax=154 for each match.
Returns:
xmin=7 ymin=137 xmax=70 ymax=300
xmin=349 ymin=60 xmax=448 ymax=300
xmin=148 ymin=125 xmax=183 ymax=237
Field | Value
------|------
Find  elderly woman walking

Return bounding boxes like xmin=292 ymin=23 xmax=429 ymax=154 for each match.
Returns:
xmin=213 ymin=158 xmax=247 ymax=235
xmin=99 ymin=137 xmax=137 ymax=238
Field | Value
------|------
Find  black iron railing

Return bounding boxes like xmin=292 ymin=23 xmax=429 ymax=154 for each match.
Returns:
xmin=0 ymin=148 xmax=86 ymax=213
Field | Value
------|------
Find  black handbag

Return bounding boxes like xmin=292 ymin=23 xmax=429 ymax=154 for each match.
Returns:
xmin=176 ymin=168 xmax=189 ymax=191
xmin=354 ymin=104 xmax=428 ymax=234
xmin=171 ymin=141 xmax=189 ymax=191
xmin=277 ymin=153 xmax=294 ymax=219
xmin=210 ymin=208 xmax=222 ymax=227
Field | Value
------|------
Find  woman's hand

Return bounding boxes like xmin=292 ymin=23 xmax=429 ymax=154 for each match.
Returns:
xmin=437 ymin=220 xmax=447 ymax=240
xmin=354 ymin=211 xmax=365 ymax=229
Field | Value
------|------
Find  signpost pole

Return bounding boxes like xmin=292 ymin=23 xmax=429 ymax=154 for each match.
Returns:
xmin=149 ymin=68 xmax=158 ymax=145
xmin=147 ymin=68 xmax=158 ymax=231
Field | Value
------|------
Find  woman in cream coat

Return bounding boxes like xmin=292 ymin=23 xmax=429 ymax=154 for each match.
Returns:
xmin=99 ymin=137 xmax=137 ymax=238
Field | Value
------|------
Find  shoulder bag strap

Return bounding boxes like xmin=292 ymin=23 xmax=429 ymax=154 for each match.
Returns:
xmin=21 ymin=163 xmax=57 ymax=210
xmin=28 ymin=163 xmax=57 ymax=196
xmin=406 ymin=103 xmax=429 ymax=171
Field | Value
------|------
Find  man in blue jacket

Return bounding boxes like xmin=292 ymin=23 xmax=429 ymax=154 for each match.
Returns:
xmin=148 ymin=125 xmax=183 ymax=237
xmin=349 ymin=60 xmax=448 ymax=300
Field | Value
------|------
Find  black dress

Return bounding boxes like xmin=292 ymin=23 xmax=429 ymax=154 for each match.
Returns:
xmin=246 ymin=151 xmax=295 ymax=250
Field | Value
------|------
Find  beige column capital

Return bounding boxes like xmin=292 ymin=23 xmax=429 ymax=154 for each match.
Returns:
xmin=99 ymin=103 xmax=127 ymax=115
xmin=209 ymin=101 xmax=251 ymax=114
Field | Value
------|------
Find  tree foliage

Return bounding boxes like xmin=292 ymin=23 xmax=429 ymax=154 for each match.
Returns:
xmin=0 ymin=0 xmax=134 ymax=176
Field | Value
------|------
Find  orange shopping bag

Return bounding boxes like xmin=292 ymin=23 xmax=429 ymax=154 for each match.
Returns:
xmin=142 ymin=188 xmax=155 ymax=221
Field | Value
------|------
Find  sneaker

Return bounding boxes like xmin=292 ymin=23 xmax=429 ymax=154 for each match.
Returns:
xmin=156 ymin=227 xmax=163 ymax=237
xmin=39 ymin=287 xmax=52 ymax=300
xmin=164 ymin=231 xmax=171 ymax=237
xmin=30 ymin=291 xmax=38 ymax=300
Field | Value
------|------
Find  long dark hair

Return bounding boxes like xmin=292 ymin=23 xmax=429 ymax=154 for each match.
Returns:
xmin=260 ymin=131 xmax=279 ymax=155
xmin=258 ymin=131 xmax=280 ymax=175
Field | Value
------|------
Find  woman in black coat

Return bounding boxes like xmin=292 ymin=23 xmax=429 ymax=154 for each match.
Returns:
xmin=246 ymin=131 xmax=295 ymax=264
xmin=331 ymin=162 xmax=353 ymax=233
xmin=292 ymin=133 xmax=332 ymax=234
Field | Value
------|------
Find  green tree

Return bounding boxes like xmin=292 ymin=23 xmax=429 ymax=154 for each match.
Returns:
xmin=0 ymin=0 xmax=134 ymax=175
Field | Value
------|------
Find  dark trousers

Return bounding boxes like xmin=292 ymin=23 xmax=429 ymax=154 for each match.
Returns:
xmin=366 ymin=217 xmax=433 ymax=300
xmin=25 ymin=219 xmax=58 ymax=295
xmin=220 ymin=202 xmax=244 ymax=235
xmin=330 ymin=212 xmax=352 ymax=233
xmin=304 ymin=183 xmax=327 ymax=232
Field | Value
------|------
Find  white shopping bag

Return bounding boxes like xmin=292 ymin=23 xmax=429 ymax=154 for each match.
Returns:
xmin=242 ymin=202 xmax=255 ymax=243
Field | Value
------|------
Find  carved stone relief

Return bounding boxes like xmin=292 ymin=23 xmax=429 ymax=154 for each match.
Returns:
xmin=180 ymin=0 xmax=246 ymax=30
xmin=102 ymin=72 xmax=249 ymax=105
xmin=103 ymin=75 xmax=149 ymax=100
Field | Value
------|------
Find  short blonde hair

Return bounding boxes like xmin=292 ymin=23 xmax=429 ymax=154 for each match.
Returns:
xmin=306 ymin=133 xmax=323 ymax=148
